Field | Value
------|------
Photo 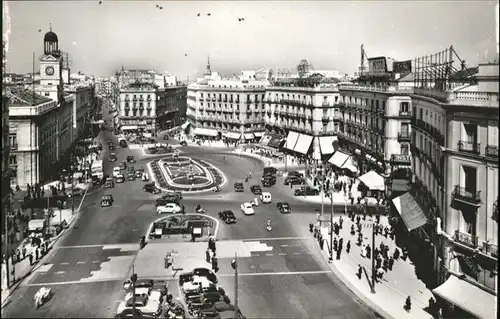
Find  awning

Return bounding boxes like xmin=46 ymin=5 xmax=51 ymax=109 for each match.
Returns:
xmin=319 ymin=136 xmax=338 ymax=155
xmin=293 ymin=134 xmax=313 ymax=154
xmin=224 ymin=132 xmax=241 ymax=140
xmin=260 ymin=134 xmax=272 ymax=146
xmin=328 ymin=151 xmax=350 ymax=168
xmin=122 ymin=125 xmax=139 ymax=130
xmin=358 ymin=170 xmax=385 ymax=191
xmin=181 ymin=121 xmax=191 ymax=129
xmin=284 ymin=131 xmax=300 ymax=151
xmin=433 ymin=274 xmax=496 ymax=319
xmin=355 ymin=149 xmax=362 ymax=155
xmin=365 ymin=154 xmax=376 ymax=162
xmin=392 ymin=192 xmax=428 ymax=231
xmin=392 ymin=179 xmax=409 ymax=192
xmin=244 ymin=133 xmax=255 ymax=140
xmin=268 ymin=135 xmax=284 ymax=149
xmin=193 ymin=128 xmax=218 ymax=137
xmin=254 ymin=132 xmax=264 ymax=137
xmin=342 ymin=163 xmax=358 ymax=173
xmin=28 ymin=219 xmax=45 ymax=231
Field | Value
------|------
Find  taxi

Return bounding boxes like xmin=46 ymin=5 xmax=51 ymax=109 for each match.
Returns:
xmin=116 ymin=173 xmax=125 ymax=183
xmin=104 ymin=177 xmax=114 ymax=188
xmin=100 ymin=194 xmax=114 ymax=207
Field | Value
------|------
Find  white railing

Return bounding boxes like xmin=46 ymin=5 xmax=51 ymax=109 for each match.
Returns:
xmin=448 ymin=91 xmax=499 ymax=107
xmin=9 ymin=100 xmax=58 ymax=116
xmin=338 ymin=84 xmax=414 ymax=94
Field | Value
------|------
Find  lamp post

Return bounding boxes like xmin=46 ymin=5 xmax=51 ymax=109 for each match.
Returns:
xmin=329 ymin=191 xmax=334 ymax=262
xmin=70 ymin=165 xmax=75 ymax=215
xmin=231 ymin=253 xmax=239 ymax=318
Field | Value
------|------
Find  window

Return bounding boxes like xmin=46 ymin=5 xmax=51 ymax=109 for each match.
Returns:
xmin=10 ymin=168 xmax=17 ymax=185
xmin=400 ymin=102 xmax=410 ymax=113
xmin=9 ymin=155 xmax=17 ymax=165
xmin=463 ymin=124 xmax=477 ymax=143
xmin=419 ymin=135 xmax=423 ymax=150
xmin=401 ymin=123 xmax=409 ymax=136
xmin=462 ymin=165 xmax=477 ymax=195
xmin=147 ymin=109 xmax=151 ymax=117
xmin=9 ymin=134 xmax=17 ymax=148
xmin=419 ymin=108 xmax=423 ymax=120
xmin=44 ymin=92 xmax=50 ymax=97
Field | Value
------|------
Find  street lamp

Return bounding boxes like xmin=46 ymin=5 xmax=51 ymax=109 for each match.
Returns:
xmin=70 ymin=165 xmax=75 ymax=215
xmin=231 ymin=254 xmax=239 ymax=318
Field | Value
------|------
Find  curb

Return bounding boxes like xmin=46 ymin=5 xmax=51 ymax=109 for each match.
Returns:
xmin=1 ymin=184 xmax=90 ymax=309
xmin=314 ymin=238 xmax=393 ymax=319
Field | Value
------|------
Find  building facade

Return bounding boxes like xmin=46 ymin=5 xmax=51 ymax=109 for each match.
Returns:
xmin=2 ymin=94 xmax=10 ymax=222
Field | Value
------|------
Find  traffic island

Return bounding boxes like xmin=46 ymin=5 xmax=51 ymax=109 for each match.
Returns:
xmin=147 ymin=214 xmax=218 ymax=243
xmin=147 ymin=154 xmax=226 ymax=193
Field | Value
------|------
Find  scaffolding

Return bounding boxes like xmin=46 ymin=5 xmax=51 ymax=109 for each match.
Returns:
xmin=413 ymin=45 xmax=476 ymax=91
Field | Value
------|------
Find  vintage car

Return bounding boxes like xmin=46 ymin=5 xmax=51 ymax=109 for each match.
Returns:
xmin=143 ymin=183 xmax=161 ymax=194
xmin=218 ymin=210 xmax=236 ymax=224
xmin=100 ymin=194 xmax=114 ymax=207
xmin=156 ymin=203 xmax=183 ymax=214
xmin=135 ymin=170 xmax=142 ymax=178
xmin=104 ymin=178 xmax=114 ymax=188
xmin=294 ymin=186 xmax=320 ymax=196
xmin=127 ymin=172 xmax=136 ymax=181
xmin=126 ymin=156 xmax=136 ymax=163
xmin=119 ymin=161 xmax=127 ymax=170
xmin=233 ymin=182 xmax=244 ymax=192
xmin=109 ymin=153 xmax=117 ymax=162
xmin=240 ymin=202 xmax=255 ymax=215
xmin=250 ymin=185 xmax=262 ymax=195
xmin=116 ymin=174 xmax=125 ymax=183
xmin=277 ymin=201 xmax=291 ymax=214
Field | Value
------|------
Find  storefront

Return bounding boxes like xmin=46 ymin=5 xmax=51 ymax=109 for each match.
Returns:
xmin=293 ymin=134 xmax=313 ymax=156
xmin=328 ymin=151 xmax=350 ymax=171
xmin=284 ymin=131 xmax=300 ymax=152
xmin=243 ymin=133 xmax=256 ymax=143
xmin=193 ymin=128 xmax=218 ymax=140
xmin=358 ymin=170 xmax=385 ymax=197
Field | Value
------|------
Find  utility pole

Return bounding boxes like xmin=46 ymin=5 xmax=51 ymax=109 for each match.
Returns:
xmin=4 ymin=194 xmax=11 ymax=289
xmin=371 ymin=223 xmax=376 ymax=293
xmin=131 ymin=265 xmax=137 ymax=317
xmin=329 ymin=193 xmax=334 ymax=261
xmin=231 ymin=253 xmax=239 ymax=318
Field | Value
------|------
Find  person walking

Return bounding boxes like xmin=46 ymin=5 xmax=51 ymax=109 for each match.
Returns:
xmin=356 ymin=264 xmax=362 ymax=279
xmin=28 ymin=252 xmax=33 ymax=266
xmin=333 ymin=237 xmax=338 ymax=252
xmin=405 ymin=296 xmax=412 ymax=312
xmin=205 ymin=248 xmax=211 ymax=263
xmin=346 ymin=240 xmax=351 ymax=254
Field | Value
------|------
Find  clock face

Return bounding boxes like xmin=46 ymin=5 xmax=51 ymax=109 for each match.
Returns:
xmin=45 ymin=67 xmax=55 ymax=76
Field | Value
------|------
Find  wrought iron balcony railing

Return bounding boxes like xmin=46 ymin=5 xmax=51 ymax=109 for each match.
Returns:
xmin=485 ymin=145 xmax=498 ymax=158
xmin=458 ymin=141 xmax=480 ymax=154
xmin=398 ymin=132 xmax=411 ymax=142
xmin=390 ymin=154 xmax=411 ymax=164
xmin=454 ymin=230 xmax=478 ymax=249
xmin=452 ymin=185 xmax=482 ymax=206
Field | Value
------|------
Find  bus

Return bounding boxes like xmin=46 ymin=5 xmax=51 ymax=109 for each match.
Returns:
xmin=91 ymin=160 xmax=104 ymax=180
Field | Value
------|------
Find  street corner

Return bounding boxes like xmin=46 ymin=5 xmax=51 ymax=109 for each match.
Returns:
xmin=146 ymin=214 xmax=219 ymax=243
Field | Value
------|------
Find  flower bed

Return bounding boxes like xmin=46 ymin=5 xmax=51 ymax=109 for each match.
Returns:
xmin=150 ymin=160 xmax=169 ymax=188
xmin=144 ymin=146 xmax=174 ymax=155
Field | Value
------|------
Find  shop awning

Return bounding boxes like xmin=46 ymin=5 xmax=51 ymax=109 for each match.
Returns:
xmin=328 ymin=151 xmax=350 ymax=168
xmin=319 ymin=136 xmax=338 ymax=155
xmin=293 ymin=134 xmax=313 ymax=154
xmin=193 ymin=128 xmax=218 ymax=137
xmin=244 ymin=133 xmax=255 ymax=140
xmin=432 ymin=274 xmax=496 ymax=319
xmin=392 ymin=192 xmax=428 ymax=231
xmin=365 ymin=154 xmax=376 ymax=162
xmin=181 ymin=121 xmax=191 ymax=129
xmin=268 ymin=135 xmax=284 ymax=149
xmin=260 ymin=134 xmax=272 ymax=146
xmin=122 ymin=125 xmax=139 ymax=130
xmin=224 ymin=132 xmax=241 ymax=140
xmin=28 ymin=219 xmax=45 ymax=231
xmin=358 ymin=170 xmax=385 ymax=191
xmin=284 ymin=131 xmax=300 ymax=151
xmin=342 ymin=162 xmax=358 ymax=173
xmin=254 ymin=132 xmax=264 ymax=137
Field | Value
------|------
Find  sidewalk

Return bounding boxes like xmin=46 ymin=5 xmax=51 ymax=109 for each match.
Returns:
xmin=235 ymin=149 xmax=305 ymax=170
xmin=314 ymin=214 xmax=434 ymax=319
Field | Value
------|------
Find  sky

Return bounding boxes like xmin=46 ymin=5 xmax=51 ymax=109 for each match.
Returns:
xmin=2 ymin=1 xmax=498 ymax=79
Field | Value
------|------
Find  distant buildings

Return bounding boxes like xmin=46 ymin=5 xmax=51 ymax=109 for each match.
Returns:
xmin=116 ymin=68 xmax=186 ymax=137
xmin=5 ymin=28 xmax=94 ymax=188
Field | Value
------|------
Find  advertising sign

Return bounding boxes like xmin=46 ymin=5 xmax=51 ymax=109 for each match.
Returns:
xmin=368 ymin=57 xmax=388 ymax=76
xmin=393 ymin=60 xmax=413 ymax=74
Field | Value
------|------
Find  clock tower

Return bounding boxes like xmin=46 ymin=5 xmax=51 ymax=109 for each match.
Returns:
xmin=39 ymin=25 xmax=63 ymax=103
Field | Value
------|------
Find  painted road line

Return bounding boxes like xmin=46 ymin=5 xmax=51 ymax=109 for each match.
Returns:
xmin=265 ymin=253 xmax=274 ymax=256
xmin=54 ymin=271 xmax=66 ymax=275
xmin=280 ymin=244 xmax=289 ymax=247
xmin=21 ymin=278 xmax=124 ymax=287
xmin=56 ymin=244 xmax=103 ymax=249
xmin=217 ymin=270 xmax=332 ymax=277
xmin=60 ymin=262 xmax=69 ymax=265
xmin=241 ymin=236 xmax=311 ymax=242
xmin=278 ymin=253 xmax=287 ymax=256
xmin=92 ymin=260 xmax=101 ymax=263
xmin=293 ymin=252 xmax=301 ymax=255
xmin=76 ymin=261 xmax=86 ymax=264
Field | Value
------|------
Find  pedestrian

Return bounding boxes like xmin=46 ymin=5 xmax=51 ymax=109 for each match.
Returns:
xmin=333 ymin=237 xmax=338 ymax=252
xmin=405 ymin=296 xmax=412 ymax=312
xmin=309 ymin=222 xmax=314 ymax=233
xmin=45 ymin=241 xmax=49 ymax=251
xmin=402 ymin=248 xmax=408 ymax=261
xmin=356 ymin=264 xmax=362 ymax=279
xmin=356 ymin=215 xmax=361 ymax=224
xmin=357 ymin=233 xmax=363 ymax=246
xmin=374 ymin=247 xmax=379 ymax=259
xmin=336 ymin=248 xmax=341 ymax=260
xmin=16 ymin=250 xmax=21 ymax=262
xmin=436 ymin=307 xmax=443 ymax=319
xmin=366 ymin=244 xmax=371 ymax=259
xmin=318 ymin=233 xmax=323 ymax=245
xmin=383 ymin=258 xmax=389 ymax=271
xmin=346 ymin=240 xmax=351 ymax=253
xmin=350 ymin=224 xmax=355 ymax=236
xmin=319 ymin=237 xmax=324 ymax=250
xmin=339 ymin=216 xmax=343 ymax=229
xmin=338 ymin=237 xmax=343 ymax=250
xmin=206 ymin=248 xmax=211 ymax=263
xmin=377 ymin=266 xmax=384 ymax=281
xmin=376 ymin=256 xmax=382 ymax=269
xmin=428 ymin=297 xmax=435 ymax=313
xmin=28 ymin=252 xmax=33 ymax=265
xmin=361 ymin=245 xmax=366 ymax=258
xmin=375 ymin=214 xmax=380 ymax=224
xmin=22 ymin=247 xmax=26 ymax=259
xmin=35 ymin=248 xmax=39 ymax=260
xmin=384 ymin=226 xmax=389 ymax=238
xmin=388 ymin=257 xmax=394 ymax=271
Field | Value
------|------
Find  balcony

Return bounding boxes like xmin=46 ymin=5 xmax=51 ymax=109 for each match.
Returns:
xmin=125 ymin=97 xmax=130 ymax=101
xmin=398 ymin=132 xmax=411 ymax=142
xmin=322 ymin=102 xmax=330 ymax=107
xmin=132 ymin=97 xmax=137 ymax=101
xmin=390 ymin=154 xmax=411 ymax=164
xmin=485 ymin=145 xmax=498 ymax=158
xmin=9 ymin=143 xmax=18 ymax=151
xmin=458 ymin=141 xmax=480 ymax=154
xmin=452 ymin=185 xmax=482 ymax=206
xmin=321 ymin=116 xmax=330 ymax=122
xmin=453 ymin=230 xmax=478 ymax=249
xmin=199 ymin=97 xmax=204 ymax=101
xmin=482 ymin=241 xmax=498 ymax=259
xmin=217 ymin=98 xmax=222 ymax=102
xmin=399 ymin=110 xmax=411 ymax=118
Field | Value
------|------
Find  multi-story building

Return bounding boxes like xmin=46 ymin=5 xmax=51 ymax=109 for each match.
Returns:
xmin=186 ymin=60 xmax=270 ymax=140
xmin=340 ymin=50 xmax=498 ymax=318
xmin=6 ymin=29 xmax=92 ymax=188
xmin=156 ymin=85 xmax=187 ymax=132
xmin=2 ymin=93 xmax=10 ymax=219
xmin=264 ymin=77 xmax=339 ymax=159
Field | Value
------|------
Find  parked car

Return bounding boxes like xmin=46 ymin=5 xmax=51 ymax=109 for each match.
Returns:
xmin=67 ymin=187 xmax=85 ymax=197
xmin=109 ymin=144 xmax=115 ymax=151
xmin=240 ymin=202 xmax=255 ymax=215
xmin=115 ymin=308 xmax=156 ymax=318
xmin=100 ymin=194 xmax=114 ymax=207
xmin=143 ymin=182 xmax=161 ymax=194
xmin=119 ymin=140 xmax=128 ymax=148
xmin=115 ymin=295 xmax=161 ymax=318
xmin=116 ymin=174 xmax=125 ymax=183
xmin=113 ymin=166 xmax=122 ymax=178
xmin=284 ymin=175 xmax=305 ymax=186
xmin=163 ymin=135 xmax=169 ymax=140
xmin=157 ymin=203 xmax=183 ymax=214
xmin=180 ymin=141 xmax=187 ymax=146
xmin=127 ymin=172 xmax=136 ymax=181
xmin=135 ymin=170 xmax=143 ymax=178
xmin=218 ymin=210 xmax=236 ymax=224
xmin=192 ymin=268 xmax=218 ymax=284
xmin=164 ymin=191 xmax=183 ymax=200
xmin=294 ymin=186 xmax=320 ymax=196
xmin=234 ymin=182 xmax=244 ymax=192
xmin=250 ymin=185 xmax=262 ymax=195
xmin=263 ymin=167 xmax=278 ymax=175
xmin=287 ymin=171 xmax=304 ymax=178
xmin=109 ymin=153 xmax=117 ymax=162
xmin=277 ymin=201 xmax=291 ymax=214
xmin=119 ymin=161 xmax=127 ymax=170
xmin=104 ymin=178 xmax=114 ymax=188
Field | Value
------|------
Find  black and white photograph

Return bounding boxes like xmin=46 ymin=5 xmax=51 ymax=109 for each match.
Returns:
xmin=1 ymin=1 xmax=498 ymax=318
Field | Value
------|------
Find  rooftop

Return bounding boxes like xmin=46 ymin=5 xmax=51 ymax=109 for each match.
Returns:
xmin=6 ymin=89 xmax=53 ymax=106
